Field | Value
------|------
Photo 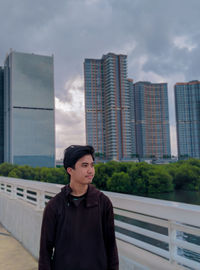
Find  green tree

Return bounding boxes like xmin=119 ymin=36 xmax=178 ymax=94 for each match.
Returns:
xmin=186 ymin=158 xmax=200 ymax=168
xmin=39 ymin=167 xmax=54 ymax=182
xmin=133 ymin=177 xmax=147 ymax=194
xmin=174 ymin=164 xmax=200 ymax=191
xmin=8 ymin=168 xmax=23 ymax=178
xmin=107 ymin=172 xmax=132 ymax=193
xmin=148 ymin=168 xmax=173 ymax=194
xmin=93 ymin=161 xmax=118 ymax=189
xmin=165 ymin=163 xmax=178 ymax=179
xmin=128 ymin=162 xmax=152 ymax=194
xmin=34 ymin=167 xmax=42 ymax=181
xmin=0 ymin=163 xmax=17 ymax=176
xmin=51 ymin=167 xmax=69 ymax=184
xmin=93 ymin=163 xmax=111 ymax=190
xmin=17 ymin=165 xmax=35 ymax=180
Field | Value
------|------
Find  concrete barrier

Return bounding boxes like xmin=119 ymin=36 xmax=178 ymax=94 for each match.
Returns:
xmin=0 ymin=192 xmax=42 ymax=259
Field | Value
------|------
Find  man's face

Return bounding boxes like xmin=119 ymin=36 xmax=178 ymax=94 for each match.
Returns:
xmin=68 ymin=154 xmax=95 ymax=185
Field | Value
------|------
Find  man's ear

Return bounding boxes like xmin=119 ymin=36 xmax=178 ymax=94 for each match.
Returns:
xmin=67 ymin=167 xmax=72 ymax=175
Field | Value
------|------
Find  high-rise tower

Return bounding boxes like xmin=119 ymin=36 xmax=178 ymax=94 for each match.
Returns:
xmin=175 ymin=80 xmax=200 ymax=159
xmin=133 ymin=81 xmax=171 ymax=159
xmin=4 ymin=51 xmax=55 ymax=167
xmin=84 ymin=53 xmax=132 ymax=160
xmin=128 ymin=78 xmax=136 ymax=158
xmin=0 ymin=67 xmax=4 ymax=163
xmin=102 ymin=53 xmax=131 ymax=160
xmin=84 ymin=59 xmax=105 ymax=157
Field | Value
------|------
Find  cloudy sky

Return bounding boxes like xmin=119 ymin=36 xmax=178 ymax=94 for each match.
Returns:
xmin=0 ymin=0 xmax=200 ymax=159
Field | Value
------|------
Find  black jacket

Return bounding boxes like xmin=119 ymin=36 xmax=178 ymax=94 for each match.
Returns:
xmin=39 ymin=184 xmax=119 ymax=270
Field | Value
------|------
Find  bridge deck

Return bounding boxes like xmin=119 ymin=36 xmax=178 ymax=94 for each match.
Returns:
xmin=0 ymin=223 xmax=37 ymax=270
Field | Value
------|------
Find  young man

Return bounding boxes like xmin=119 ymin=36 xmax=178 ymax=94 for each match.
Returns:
xmin=39 ymin=145 xmax=119 ymax=270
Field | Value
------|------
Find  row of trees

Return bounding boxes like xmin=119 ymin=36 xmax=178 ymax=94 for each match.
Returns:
xmin=0 ymin=158 xmax=200 ymax=195
xmin=94 ymin=159 xmax=200 ymax=194
xmin=0 ymin=163 xmax=69 ymax=185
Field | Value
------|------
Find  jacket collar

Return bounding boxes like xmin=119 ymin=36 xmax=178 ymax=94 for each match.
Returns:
xmin=61 ymin=184 xmax=100 ymax=208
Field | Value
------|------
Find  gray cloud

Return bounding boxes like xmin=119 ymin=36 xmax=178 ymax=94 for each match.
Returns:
xmin=0 ymin=0 xmax=200 ymax=157
xmin=55 ymin=108 xmax=85 ymax=158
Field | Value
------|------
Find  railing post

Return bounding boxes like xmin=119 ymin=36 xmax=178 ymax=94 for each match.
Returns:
xmin=3 ymin=183 xmax=6 ymax=193
xmin=0 ymin=182 xmax=4 ymax=192
xmin=36 ymin=191 xmax=45 ymax=210
xmin=168 ymin=220 xmax=177 ymax=264
xmin=11 ymin=184 xmax=17 ymax=199
xmin=24 ymin=188 xmax=27 ymax=202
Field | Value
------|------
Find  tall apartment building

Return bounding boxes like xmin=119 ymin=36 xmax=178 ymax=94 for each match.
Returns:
xmin=84 ymin=53 xmax=132 ymax=160
xmin=133 ymin=82 xmax=171 ymax=159
xmin=175 ymin=80 xmax=200 ymax=159
xmin=84 ymin=59 xmax=105 ymax=156
xmin=3 ymin=51 xmax=55 ymax=167
xmin=128 ymin=78 xmax=136 ymax=157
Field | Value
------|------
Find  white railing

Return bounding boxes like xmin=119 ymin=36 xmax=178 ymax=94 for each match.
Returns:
xmin=0 ymin=177 xmax=62 ymax=210
xmin=107 ymin=191 xmax=200 ymax=270
xmin=0 ymin=176 xmax=200 ymax=270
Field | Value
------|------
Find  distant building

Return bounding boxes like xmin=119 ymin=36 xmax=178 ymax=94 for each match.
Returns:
xmin=84 ymin=59 xmax=105 ymax=157
xmin=3 ymin=51 xmax=55 ymax=167
xmin=128 ymin=78 xmax=137 ymax=158
xmin=133 ymin=81 xmax=171 ymax=159
xmin=175 ymin=80 xmax=200 ymax=159
xmin=56 ymin=159 xmax=63 ymax=167
xmin=0 ymin=67 xmax=4 ymax=163
xmin=84 ymin=53 xmax=172 ymax=161
xmin=84 ymin=53 xmax=132 ymax=161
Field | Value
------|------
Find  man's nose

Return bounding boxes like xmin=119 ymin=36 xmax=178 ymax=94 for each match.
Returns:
xmin=87 ymin=166 xmax=94 ymax=173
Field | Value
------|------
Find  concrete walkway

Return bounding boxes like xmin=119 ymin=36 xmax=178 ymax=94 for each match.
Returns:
xmin=0 ymin=223 xmax=38 ymax=270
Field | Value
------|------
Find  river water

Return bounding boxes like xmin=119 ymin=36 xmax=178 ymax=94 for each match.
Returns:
xmin=146 ymin=190 xmax=200 ymax=206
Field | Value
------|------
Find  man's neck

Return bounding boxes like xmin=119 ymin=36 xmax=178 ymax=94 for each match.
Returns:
xmin=69 ymin=182 xmax=88 ymax=196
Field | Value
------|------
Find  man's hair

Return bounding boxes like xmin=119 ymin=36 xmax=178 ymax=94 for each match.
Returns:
xmin=63 ymin=145 xmax=95 ymax=172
